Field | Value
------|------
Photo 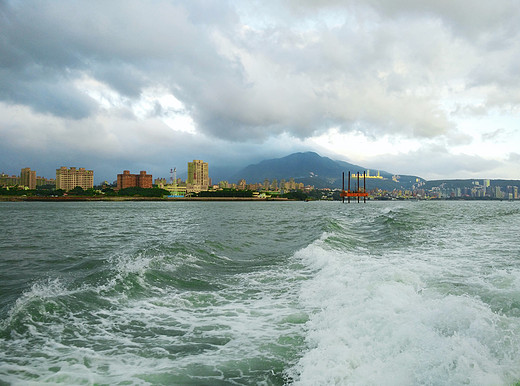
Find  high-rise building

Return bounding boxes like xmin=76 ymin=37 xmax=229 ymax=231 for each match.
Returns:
xmin=20 ymin=168 xmax=36 ymax=189
xmin=56 ymin=167 xmax=94 ymax=191
xmin=187 ymin=160 xmax=209 ymax=192
xmin=117 ymin=170 xmax=153 ymax=190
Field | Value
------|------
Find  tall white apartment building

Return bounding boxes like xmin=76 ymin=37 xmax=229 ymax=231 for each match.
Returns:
xmin=56 ymin=167 xmax=93 ymax=191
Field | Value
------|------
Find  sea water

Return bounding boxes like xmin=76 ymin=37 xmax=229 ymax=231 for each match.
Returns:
xmin=0 ymin=200 xmax=519 ymax=385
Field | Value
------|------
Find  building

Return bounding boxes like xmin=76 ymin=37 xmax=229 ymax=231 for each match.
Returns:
xmin=37 ymin=176 xmax=56 ymax=187
xmin=154 ymin=178 xmax=167 ymax=186
xmin=1 ymin=169 xmax=54 ymax=189
xmin=187 ymin=160 xmax=209 ymax=193
xmin=117 ymin=170 xmax=153 ymax=190
xmin=0 ymin=173 xmax=19 ymax=187
xmin=20 ymin=168 xmax=37 ymax=190
xmin=161 ymin=183 xmax=187 ymax=197
xmin=56 ymin=167 xmax=94 ymax=191
xmin=494 ymin=186 xmax=503 ymax=199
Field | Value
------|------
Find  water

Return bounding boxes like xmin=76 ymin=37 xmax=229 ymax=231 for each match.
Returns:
xmin=0 ymin=200 xmax=519 ymax=385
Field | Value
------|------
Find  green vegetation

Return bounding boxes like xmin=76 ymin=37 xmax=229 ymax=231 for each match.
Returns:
xmin=117 ymin=187 xmax=170 ymax=197
xmin=0 ymin=185 xmax=343 ymax=201
xmin=281 ymin=190 xmax=308 ymax=200
xmin=0 ymin=186 xmax=169 ymax=198
xmin=0 ymin=187 xmax=65 ymax=197
xmin=197 ymin=189 xmax=254 ymax=198
xmin=67 ymin=186 xmax=98 ymax=196
xmin=280 ymin=189 xmax=341 ymax=201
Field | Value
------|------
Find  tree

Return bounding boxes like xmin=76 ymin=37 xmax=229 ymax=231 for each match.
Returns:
xmin=69 ymin=186 xmax=85 ymax=195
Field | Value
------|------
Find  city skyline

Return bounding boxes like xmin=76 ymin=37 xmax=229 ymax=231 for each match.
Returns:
xmin=1 ymin=1 xmax=519 ymax=181
xmin=2 ymin=150 xmax=520 ymax=187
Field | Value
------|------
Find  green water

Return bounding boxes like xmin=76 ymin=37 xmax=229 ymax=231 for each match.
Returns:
xmin=1 ymin=201 xmax=520 ymax=385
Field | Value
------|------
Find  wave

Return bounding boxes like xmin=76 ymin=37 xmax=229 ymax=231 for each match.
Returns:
xmin=0 ymin=234 xmax=314 ymax=384
xmin=288 ymin=203 xmax=520 ymax=385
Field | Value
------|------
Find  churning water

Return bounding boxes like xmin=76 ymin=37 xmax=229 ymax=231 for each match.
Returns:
xmin=1 ymin=200 xmax=519 ymax=385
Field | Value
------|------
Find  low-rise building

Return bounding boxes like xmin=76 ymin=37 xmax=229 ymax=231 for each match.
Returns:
xmin=0 ymin=173 xmax=19 ymax=187
xmin=117 ymin=170 xmax=153 ymax=190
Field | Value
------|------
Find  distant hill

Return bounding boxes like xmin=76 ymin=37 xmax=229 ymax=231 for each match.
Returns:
xmin=230 ymin=152 xmax=358 ymax=185
xmin=229 ymin=151 xmax=424 ymax=189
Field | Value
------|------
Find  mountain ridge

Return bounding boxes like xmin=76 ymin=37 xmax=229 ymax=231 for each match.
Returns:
xmin=228 ymin=151 xmax=423 ymax=189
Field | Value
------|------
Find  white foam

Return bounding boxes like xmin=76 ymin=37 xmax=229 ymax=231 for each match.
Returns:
xmin=1 ymin=248 xmax=309 ymax=384
xmin=289 ymin=236 xmax=520 ymax=385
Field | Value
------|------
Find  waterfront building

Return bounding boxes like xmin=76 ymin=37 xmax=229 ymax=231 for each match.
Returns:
xmin=1 ymin=169 xmax=54 ymax=189
xmin=162 ymin=183 xmax=187 ymax=197
xmin=246 ymin=183 xmax=261 ymax=191
xmin=117 ymin=170 xmax=153 ymax=190
xmin=155 ymin=176 xmax=186 ymax=197
xmin=20 ymin=168 xmax=36 ymax=190
xmin=494 ymin=186 xmax=503 ymax=199
xmin=36 ymin=176 xmax=55 ymax=187
xmin=0 ymin=173 xmax=19 ymax=187
xmin=169 ymin=185 xmax=187 ymax=196
xmin=1 ymin=170 xmax=54 ymax=189
xmin=56 ymin=167 xmax=93 ymax=191
xmin=187 ymin=160 xmax=209 ymax=193
xmin=154 ymin=178 xmax=167 ymax=186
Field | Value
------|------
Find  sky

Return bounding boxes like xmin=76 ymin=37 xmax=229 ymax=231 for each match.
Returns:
xmin=1 ymin=0 xmax=519 ymax=183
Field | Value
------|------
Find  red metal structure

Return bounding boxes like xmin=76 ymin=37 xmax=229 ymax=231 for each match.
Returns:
xmin=340 ymin=171 xmax=368 ymax=203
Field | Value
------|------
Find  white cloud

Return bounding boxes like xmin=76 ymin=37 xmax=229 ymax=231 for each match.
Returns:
xmin=1 ymin=0 xmax=519 ymax=180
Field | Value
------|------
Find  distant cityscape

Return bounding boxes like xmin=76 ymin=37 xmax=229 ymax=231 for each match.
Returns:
xmin=376 ymin=180 xmax=519 ymax=200
xmin=0 ymin=159 xmax=309 ymax=199
xmin=1 ymin=159 xmax=519 ymax=200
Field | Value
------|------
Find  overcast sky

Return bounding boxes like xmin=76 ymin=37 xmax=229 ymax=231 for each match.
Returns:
xmin=1 ymin=0 xmax=519 ymax=183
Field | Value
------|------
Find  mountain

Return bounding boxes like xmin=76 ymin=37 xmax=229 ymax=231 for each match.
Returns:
xmin=230 ymin=152 xmax=356 ymax=187
xmin=229 ymin=151 xmax=423 ymax=189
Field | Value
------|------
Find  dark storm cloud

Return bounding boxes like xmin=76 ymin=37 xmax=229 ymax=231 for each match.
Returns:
xmin=0 ymin=0 xmax=241 ymax=116
xmin=0 ymin=0 xmax=489 ymax=141
xmin=0 ymin=101 xmax=307 ymax=182
xmin=1 ymin=0 xmax=519 ymax=180
xmin=0 ymin=70 xmax=98 ymax=118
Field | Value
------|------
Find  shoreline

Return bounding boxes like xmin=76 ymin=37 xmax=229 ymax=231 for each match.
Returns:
xmin=0 ymin=196 xmax=516 ymax=202
xmin=0 ymin=196 xmax=293 ymax=202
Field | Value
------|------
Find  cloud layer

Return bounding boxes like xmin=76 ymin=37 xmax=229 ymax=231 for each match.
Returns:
xmin=1 ymin=0 xmax=519 ymax=180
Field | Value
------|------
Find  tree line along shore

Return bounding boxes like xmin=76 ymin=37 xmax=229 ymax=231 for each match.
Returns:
xmin=0 ymin=186 xmax=318 ymax=201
